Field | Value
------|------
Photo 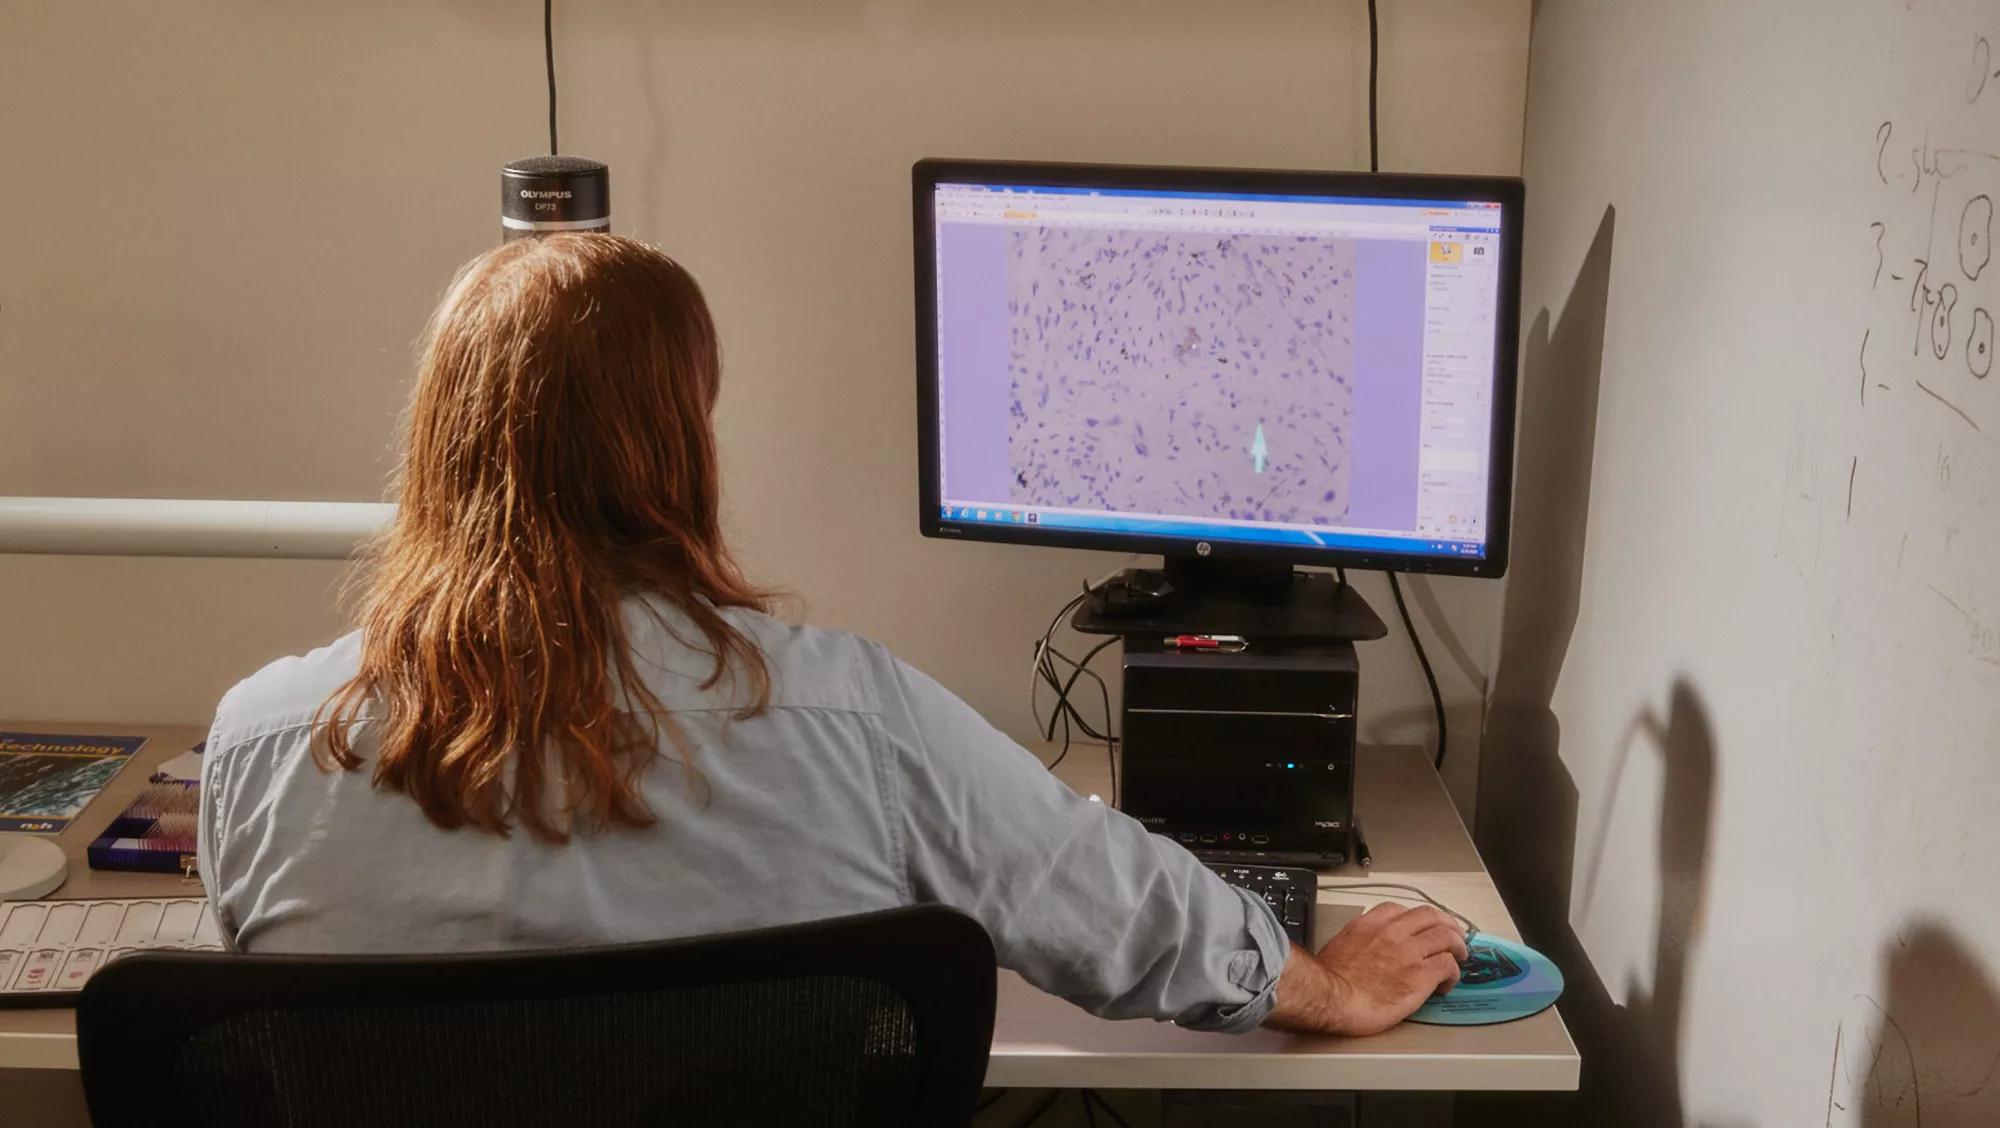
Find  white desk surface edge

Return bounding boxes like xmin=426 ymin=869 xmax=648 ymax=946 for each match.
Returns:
xmin=0 ymin=722 xmax=1580 ymax=1093
xmin=985 ymin=738 xmax=1581 ymax=1092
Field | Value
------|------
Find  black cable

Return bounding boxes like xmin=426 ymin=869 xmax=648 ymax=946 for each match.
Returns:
xmin=1317 ymin=879 xmax=1481 ymax=936
xmin=1107 ymin=704 xmax=1118 ymax=807
xmin=1081 ymin=1089 xmax=1099 ymax=1128
xmin=1042 ymin=645 xmax=1112 ymax=740
xmin=1360 ymin=0 xmax=1442 ymax=774
xmin=1032 ymin=594 xmax=1091 ymax=777
xmin=1040 ymin=635 xmax=1118 ymax=804
xmin=1046 ymin=696 xmax=1074 ymax=774
xmin=1047 ymin=646 xmax=1116 ymax=799
xmin=1042 ymin=636 xmax=1118 ymax=741
xmin=1015 ymin=1088 xmax=1063 ymax=1127
xmin=1084 ymin=1090 xmax=1135 ymax=1128
xmin=1083 ymin=651 xmax=1118 ymax=807
xmin=1030 ymin=584 xmax=1121 ymax=803
xmin=1038 ymin=651 xmax=1092 ymax=739
xmin=1365 ymin=0 xmax=1379 ymax=173
xmin=1030 ymin=593 xmax=1090 ymax=733
xmin=1387 ymin=572 xmax=1446 ymax=772
xmin=1039 ymin=653 xmax=1106 ymax=741
xmin=544 ymin=0 xmax=559 ymax=154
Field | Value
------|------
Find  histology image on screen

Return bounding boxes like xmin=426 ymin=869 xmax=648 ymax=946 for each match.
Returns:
xmin=1004 ymin=227 xmax=1357 ymax=524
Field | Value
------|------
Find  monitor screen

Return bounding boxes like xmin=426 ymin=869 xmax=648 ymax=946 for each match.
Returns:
xmin=914 ymin=160 xmax=1521 ymax=576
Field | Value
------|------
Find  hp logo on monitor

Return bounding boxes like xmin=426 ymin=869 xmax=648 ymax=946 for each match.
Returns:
xmin=1196 ymin=542 xmax=1212 ymax=557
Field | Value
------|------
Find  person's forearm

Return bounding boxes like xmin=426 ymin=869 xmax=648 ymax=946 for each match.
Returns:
xmin=1263 ymin=943 xmax=1350 ymax=1034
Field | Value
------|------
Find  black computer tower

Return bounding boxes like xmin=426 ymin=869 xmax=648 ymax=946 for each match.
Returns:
xmin=1119 ymin=638 xmax=1357 ymax=866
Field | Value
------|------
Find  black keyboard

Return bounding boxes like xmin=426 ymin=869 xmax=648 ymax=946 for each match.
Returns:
xmin=1207 ymin=863 xmax=1317 ymax=948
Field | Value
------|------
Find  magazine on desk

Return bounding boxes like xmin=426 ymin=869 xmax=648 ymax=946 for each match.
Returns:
xmin=0 ymin=732 xmax=147 ymax=833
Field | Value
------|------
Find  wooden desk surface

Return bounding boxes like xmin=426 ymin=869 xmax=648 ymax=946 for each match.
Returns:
xmin=989 ymin=740 xmax=1580 ymax=1091
xmin=0 ymin=724 xmax=1579 ymax=1092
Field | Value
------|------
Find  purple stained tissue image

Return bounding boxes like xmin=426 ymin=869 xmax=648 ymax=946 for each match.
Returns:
xmin=1004 ymin=227 xmax=1359 ymax=525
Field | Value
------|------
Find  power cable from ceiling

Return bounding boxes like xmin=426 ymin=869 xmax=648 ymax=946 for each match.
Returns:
xmin=1362 ymin=0 xmax=1450 ymax=774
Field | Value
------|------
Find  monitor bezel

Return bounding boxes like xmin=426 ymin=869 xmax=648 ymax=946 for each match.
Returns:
xmin=913 ymin=157 xmax=1523 ymax=579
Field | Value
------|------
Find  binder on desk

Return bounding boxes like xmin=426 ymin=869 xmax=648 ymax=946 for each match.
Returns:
xmin=87 ymin=745 xmax=202 ymax=875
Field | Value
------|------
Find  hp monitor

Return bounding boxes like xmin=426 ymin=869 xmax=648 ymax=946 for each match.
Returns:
xmin=914 ymin=159 xmax=1522 ymax=583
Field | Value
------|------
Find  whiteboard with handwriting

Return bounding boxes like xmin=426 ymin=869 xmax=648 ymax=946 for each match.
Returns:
xmin=1480 ymin=3 xmax=2000 ymax=1125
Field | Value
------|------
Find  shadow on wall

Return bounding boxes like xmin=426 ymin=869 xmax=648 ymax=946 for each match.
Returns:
xmin=1576 ymin=681 xmax=1717 ymax=1065
xmin=1474 ymin=204 xmax=1618 ymax=942
xmin=1826 ymin=921 xmax=2000 ymax=1127
xmin=1580 ymin=684 xmax=1716 ymax=1127
xmin=1460 ymin=205 xmax=1724 ymax=1127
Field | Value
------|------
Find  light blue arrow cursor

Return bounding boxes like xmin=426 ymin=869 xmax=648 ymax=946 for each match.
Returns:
xmin=1251 ymin=422 xmax=1268 ymax=474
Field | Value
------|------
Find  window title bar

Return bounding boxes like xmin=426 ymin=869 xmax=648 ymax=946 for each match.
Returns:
xmin=937 ymin=182 xmax=1502 ymax=211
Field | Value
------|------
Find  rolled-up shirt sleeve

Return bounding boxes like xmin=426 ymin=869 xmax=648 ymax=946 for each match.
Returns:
xmin=873 ymin=650 xmax=1289 ymax=1032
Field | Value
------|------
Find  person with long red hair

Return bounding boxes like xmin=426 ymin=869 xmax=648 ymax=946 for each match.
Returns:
xmin=199 ymin=234 xmax=1465 ymax=1036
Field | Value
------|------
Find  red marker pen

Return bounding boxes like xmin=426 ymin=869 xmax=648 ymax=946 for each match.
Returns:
xmin=1164 ymin=634 xmax=1248 ymax=651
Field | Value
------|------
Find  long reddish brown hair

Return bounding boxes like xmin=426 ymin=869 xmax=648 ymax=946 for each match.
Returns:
xmin=316 ymin=234 xmax=771 ymax=842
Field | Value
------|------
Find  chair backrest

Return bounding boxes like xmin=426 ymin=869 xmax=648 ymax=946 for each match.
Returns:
xmin=77 ymin=905 xmax=996 ymax=1128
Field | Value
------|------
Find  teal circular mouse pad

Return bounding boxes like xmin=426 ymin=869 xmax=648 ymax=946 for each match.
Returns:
xmin=1407 ymin=933 xmax=1563 ymax=1026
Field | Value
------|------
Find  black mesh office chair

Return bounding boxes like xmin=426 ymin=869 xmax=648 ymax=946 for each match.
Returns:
xmin=77 ymin=905 xmax=996 ymax=1128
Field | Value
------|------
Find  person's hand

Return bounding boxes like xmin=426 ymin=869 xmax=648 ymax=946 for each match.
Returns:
xmin=1314 ymin=904 xmax=1469 ymax=1035
xmin=1265 ymin=903 xmax=1469 ymax=1036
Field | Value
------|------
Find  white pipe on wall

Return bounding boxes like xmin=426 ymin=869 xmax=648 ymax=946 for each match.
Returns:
xmin=0 ymin=498 xmax=394 ymax=560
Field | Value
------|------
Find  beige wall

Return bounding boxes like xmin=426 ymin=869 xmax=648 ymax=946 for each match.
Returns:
xmin=0 ymin=1 xmax=1526 ymax=802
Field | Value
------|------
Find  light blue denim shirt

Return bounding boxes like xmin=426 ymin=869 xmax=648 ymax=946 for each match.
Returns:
xmin=197 ymin=595 xmax=1288 ymax=1032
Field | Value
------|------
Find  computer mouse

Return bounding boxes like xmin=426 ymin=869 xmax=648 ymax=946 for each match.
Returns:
xmin=1458 ymin=938 xmax=1527 ymax=986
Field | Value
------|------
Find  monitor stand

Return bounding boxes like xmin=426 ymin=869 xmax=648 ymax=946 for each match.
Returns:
xmin=1071 ymin=556 xmax=1388 ymax=642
